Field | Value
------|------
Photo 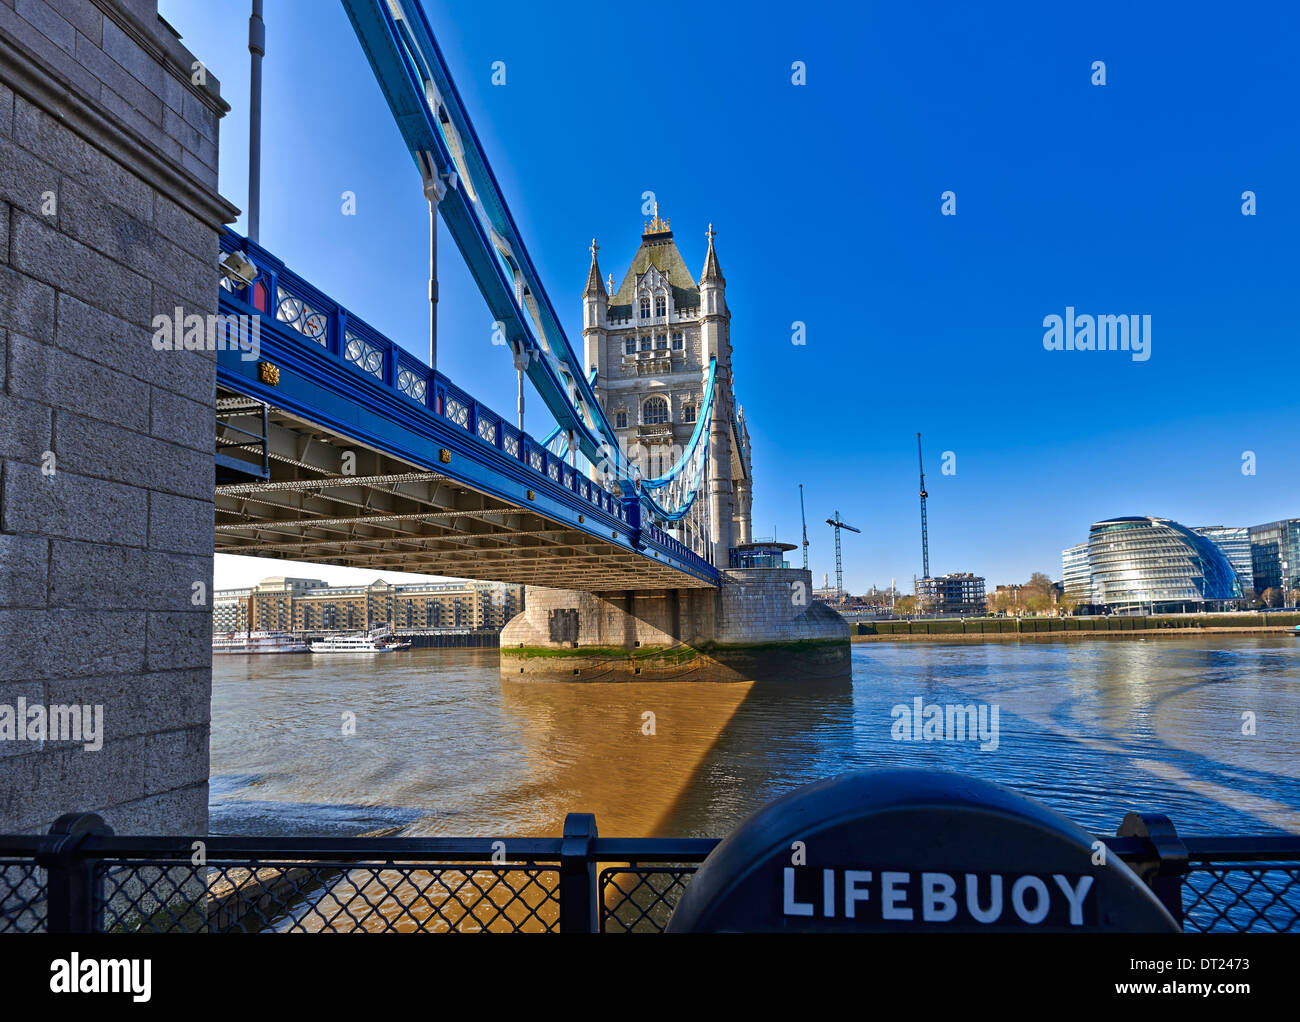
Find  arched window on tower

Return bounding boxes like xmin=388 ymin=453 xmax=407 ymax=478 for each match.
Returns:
xmin=643 ymin=397 xmax=669 ymax=425
xmin=655 ymin=294 xmax=666 ymax=318
xmin=640 ymin=295 xmax=651 ymax=319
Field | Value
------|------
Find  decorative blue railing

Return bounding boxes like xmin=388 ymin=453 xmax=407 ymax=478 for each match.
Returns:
xmin=218 ymin=230 xmax=712 ymax=579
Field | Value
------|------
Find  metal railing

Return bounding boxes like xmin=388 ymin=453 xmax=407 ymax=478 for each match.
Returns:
xmin=2 ymin=811 xmax=1297 ymax=933
xmin=214 ymin=399 xmax=269 ymax=482
xmin=217 ymin=231 xmax=715 ymax=581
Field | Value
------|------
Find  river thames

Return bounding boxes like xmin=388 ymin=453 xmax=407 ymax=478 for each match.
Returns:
xmin=210 ymin=637 xmax=1300 ymax=840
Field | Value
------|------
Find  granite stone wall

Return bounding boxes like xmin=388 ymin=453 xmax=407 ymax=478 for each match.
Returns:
xmin=0 ymin=0 xmax=236 ymax=834
xmin=500 ymin=570 xmax=850 ymax=682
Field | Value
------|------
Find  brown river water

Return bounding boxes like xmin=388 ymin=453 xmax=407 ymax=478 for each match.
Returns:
xmin=211 ymin=637 xmax=1300 ymax=840
xmin=207 ymin=637 xmax=1300 ymax=930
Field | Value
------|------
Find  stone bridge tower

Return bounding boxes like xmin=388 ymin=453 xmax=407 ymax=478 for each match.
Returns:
xmin=581 ymin=208 xmax=752 ymax=565
xmin=0 ymin=0 xmax=236 ymax=834
xmin=503 ymin=210 xmax=846 ymax=681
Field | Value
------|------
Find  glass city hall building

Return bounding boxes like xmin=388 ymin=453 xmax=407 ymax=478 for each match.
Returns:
xmin=1085 ymin=517 xmax=1242 ymax=614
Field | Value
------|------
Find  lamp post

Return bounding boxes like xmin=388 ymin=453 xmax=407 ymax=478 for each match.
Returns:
xmin=511 ymin=341 xmax=528 ymax=431
xmin=247 ymin=0 xmax=264 ymax=243
xmin=418 ymin=157 xmax=448 ymax=371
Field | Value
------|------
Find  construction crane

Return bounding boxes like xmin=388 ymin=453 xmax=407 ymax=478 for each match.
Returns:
xmin=917 ymin=432 xmax=931 ymax=580
xmin=798 ymin=484 xmax=810 ymax=570
xmin=825 ymin=511 xmax=861 ymax=603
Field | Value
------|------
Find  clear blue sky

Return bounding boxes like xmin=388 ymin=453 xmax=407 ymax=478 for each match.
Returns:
xmin=163 ymin=1 xmax=1300 ymax=594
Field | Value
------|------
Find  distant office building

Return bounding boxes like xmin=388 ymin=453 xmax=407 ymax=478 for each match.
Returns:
xmin=1194 ymin=526 xmax=1255 ymax=596
xmin=916 ymin=573 xmax=986 ymax=615
xmin=213 ymin=577 xmax=523 ymax=634
xmin=1248 ymin=519 xmax=1300 ymax=595
xmin=1088 ymin=517 xmax=1241 ymax=614
xmin=1061 ymin=543 xmax=1092 ymax=603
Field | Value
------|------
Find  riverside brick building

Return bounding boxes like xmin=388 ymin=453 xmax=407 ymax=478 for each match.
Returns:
xmin=213 ymin=577 xmax=523 ymax=634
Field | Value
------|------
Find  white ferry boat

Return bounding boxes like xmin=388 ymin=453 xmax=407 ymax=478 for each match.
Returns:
xmin=212 ymin=630 xmax=310 ymax=655
xmin=309 ymin=626 xmax=413 ymax=654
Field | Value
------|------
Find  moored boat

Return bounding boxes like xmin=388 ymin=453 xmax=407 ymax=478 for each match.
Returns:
xmin=212 ymin=630 xmax=310 ymax=654
xmin=309 ymin=626 xmax=413 ymax=653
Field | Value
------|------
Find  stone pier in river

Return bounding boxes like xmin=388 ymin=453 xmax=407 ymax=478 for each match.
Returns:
xmin=500 ymin=564 xmax=850 ymax=683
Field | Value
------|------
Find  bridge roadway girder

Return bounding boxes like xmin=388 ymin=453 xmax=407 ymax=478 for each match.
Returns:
xmin=215 ymin=391 xmax=715 ymax=590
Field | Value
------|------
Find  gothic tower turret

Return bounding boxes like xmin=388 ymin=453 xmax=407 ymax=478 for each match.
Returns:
xmin=699 ymin=224 xmax=735 ymax=563
xmin=580 ymin=209 xmax=752 ymax=563
xmin=582 ymin=238 xmax=607 ymax=383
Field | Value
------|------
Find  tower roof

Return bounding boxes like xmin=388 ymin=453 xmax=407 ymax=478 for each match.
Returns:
xmin=583 ymin=238 xmax=605 ymax=299
xmin=700 ymin=223 xmax=725 ymax=287
xmin=607 ymin=205 xmax=702 ymax=317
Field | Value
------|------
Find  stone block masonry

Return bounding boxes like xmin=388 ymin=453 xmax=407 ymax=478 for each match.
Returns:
xmin=0 ymin=1 xmax=238 ymax=835
xmin=500 ymin=568 xmax=851 ymax=683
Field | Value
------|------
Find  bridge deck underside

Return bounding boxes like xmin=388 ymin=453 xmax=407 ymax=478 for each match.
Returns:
xmin=215 ymin=393 xmax=713 ymax=590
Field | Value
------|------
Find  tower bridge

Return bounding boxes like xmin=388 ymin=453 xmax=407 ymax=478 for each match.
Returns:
xmin=212 ymin=231 xmax=716 ymax=592
xmin=214 ymin=0 xmax=847 ymax=681
xmin=0 ymin=0 xmax=846 ymax=837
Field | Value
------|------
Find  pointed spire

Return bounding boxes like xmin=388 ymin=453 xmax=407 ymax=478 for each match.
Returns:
xmin=584 ymin=237 xmax=605 ymax=299
xmin=700 ymin=222 xmax=725 ymax=286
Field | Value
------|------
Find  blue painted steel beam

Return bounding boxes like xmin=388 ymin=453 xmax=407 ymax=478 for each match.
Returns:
xmin=339 ymin=1 xmax=621 ymax=475
xmin=542 ymin=368 xmax=597 ymax=455
xmin=217 ymin=232 xmax=717 ymax=587
xmin=337 ymin=1 xmax=720 ymax=529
